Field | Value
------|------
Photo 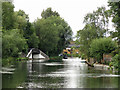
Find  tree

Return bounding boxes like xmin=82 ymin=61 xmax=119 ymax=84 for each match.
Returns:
xmin=76 ymin=6 xmax=111 ymax=59
xmin=34 ymin=8 xmax=72 ymax=56
xmin=2 ymin=29 xmax=28 ymax=58
xmin=110 ymin=54 xmax=120 ymax=69
xmin=34 ymin=16 xmax=72 ymax=56
xmin=108 ymin=2 xmax=120 ymax=46
xmin=84 ymin=7 xmax=111 ymax=37
xmin=13 ymin=10 xmax=39 ymax=48
xmin=34 ymin=17 xmax=60 ymax=56
xmin=2 ymin=2 xmax=14 ymax=30
xmin=76 ymin=24 xmax=98 ymax=58
xmin=108 ymin=2 xmax=120 ymax=72
xmin=24 ymin=22 xmax=39 ymax=48
xmin=41 ymin=7 xmax=59 ymax=19
xmin=23 ymin=22 xmax=34 ymax=39
xmin=27 ymin=33 xmax=39 ymax=48
xmin=90 ymin=38 xmax=117 ymax=63
xmin=13 ymin=10 xmax=29 ymax=31
xmin=48 ymin=16 xmax=72 ymax=54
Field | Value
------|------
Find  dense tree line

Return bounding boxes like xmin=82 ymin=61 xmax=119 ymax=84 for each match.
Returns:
xmin=76 ymin=2 xmax=120 ymax=70
xmin=2 ymin=2 xmax=72 ymax=58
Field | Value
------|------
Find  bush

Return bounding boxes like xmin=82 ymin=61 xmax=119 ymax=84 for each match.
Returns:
xmin=109 ymin=54 xmax=120 ymax=69
xmin=2 ymin=29 xmax=28 ymax=58
xmin=2 ymin=57 xmax=16 ymax=67
xmin=81 ymin=54 xmax=86 ymax=59
xmin=90 ymin=37 xmax=117 ymax=63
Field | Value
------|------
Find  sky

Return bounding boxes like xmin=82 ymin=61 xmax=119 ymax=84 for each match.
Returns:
xmin=13 ymin=0 xmax=109 ymax=37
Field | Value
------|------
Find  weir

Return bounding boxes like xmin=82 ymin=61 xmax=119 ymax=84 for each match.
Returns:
xmin=26 ymin=48 xmax=49 ymax=60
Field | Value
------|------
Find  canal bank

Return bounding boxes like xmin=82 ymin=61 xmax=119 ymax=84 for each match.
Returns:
xmin=93 ymin=64 xmax=115 ymax=71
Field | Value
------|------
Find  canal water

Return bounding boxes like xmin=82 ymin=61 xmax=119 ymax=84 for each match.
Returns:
xmin=2 ymin=58 xmax=120 ymax=88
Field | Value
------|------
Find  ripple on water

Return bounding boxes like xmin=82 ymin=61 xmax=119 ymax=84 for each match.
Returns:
xmin=28 ymin=72 xmax=120 ymax=79
xmin=1 ymin=67 xmax=15 ymax=74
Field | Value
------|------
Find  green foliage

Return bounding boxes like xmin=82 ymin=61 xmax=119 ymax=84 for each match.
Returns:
xmin=90 ymin=38 xmax=117 ymax=62
xmin=27 ymin=33 xmax=39 ymax=48
xmin=81 ymin=53 xmax=86 ymax=59
xmin=2 ymin=29 xmax=28 ymax=58
xmin=108 ymin=2 xmax=120 ymax=46
xmin=49 ymin=56 xmax=62 ymax=62
xmin=109 ymin=54 xmax=120 ymax=70
xmin=23 ymin=22 xmax=34 ymax=38
xmin=84 ymin=7 xmax=110 ymax=37
xmin=34 ymin=11 xmax=72 ymax=56
xmin=76 ymin=24 xmax=98 ymax=58
xmin=2 ymin=3 xmax=72 ymax=63
xmin=34 ymin=17 xmax=60 ymax=56
xmin=76 ymin=7 xmax=111 ymax=59
xmin=41 ymin=7 xmax=59 ymax=19
xmin=21 ymin=21 xmax=39 ymax=48
xmin=16 ymin=57 xmax=29 ymax=61
xmin=13 ymin=10 xmax=28 ymax=30
xmin=2 ymin=57 xmax=16 ymax=67
xmin=2 ymin=2 xmax=14 ymax=30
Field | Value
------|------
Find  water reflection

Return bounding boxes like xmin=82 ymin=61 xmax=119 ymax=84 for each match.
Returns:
xmin=2 ymin=58 xmax=120 ymax=88
xmin=63 ymin=58 xmax=88 ymax=88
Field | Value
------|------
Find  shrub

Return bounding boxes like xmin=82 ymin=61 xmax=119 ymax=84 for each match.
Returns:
xmin=2 ymin=29 xmax=28 ymax=58
xmin=90 ymin=38 xmax=117 ymax=63
xmin=110 ymin=54 xmax=120 ymax=69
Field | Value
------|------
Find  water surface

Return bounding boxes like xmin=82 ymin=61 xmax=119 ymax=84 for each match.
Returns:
xmin=2 ymin=58 xmax=120 ymax=88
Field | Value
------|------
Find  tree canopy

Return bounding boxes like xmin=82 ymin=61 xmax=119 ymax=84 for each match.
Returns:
xmin=2 ymin=3 xmax=73 ymax=58
xmin=2 ymin=29 xmax=28 ymax=58
xmin=90 ymin=38 xmax=117 ymax=62
xmin=76 ymin=24 xmax=98 ymax=58
xmin=76 ymin=6 xmax=112 ymax=59
xmin=108 ymin=2 xmax=120 ymax=46
xmin=2 ymin=2 xmax=14 ymax=30
xmin=41 ymin=8 xmax=60 ymax=19
xmin=34 ymin=15 xmax=72 ymax=56
xmin=83 ymin=6 xmax=110 ymax=37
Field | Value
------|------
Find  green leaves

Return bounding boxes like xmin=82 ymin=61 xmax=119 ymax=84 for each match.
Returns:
xmin=2 ymin=29 xmax=28 ymax=58
xmin=41 ymin=8 xmax=60 ymax=19
xmin=83 ymin=6 xmax=110 ymax=37
xmin=110 ymin=54 xmax=120 ymax=69
xmin=108 ymin=2 xmax=120 ymax=46
xmin=2 ymin=3 xmax=72 ymax=57
xmin=34 ymin=10 xmax=72 ymax=56
xmin=2 ymin=2 xmax=14 ymax=30
xmin=13 ymin=10 xmax=28 ymax=30
xmin=27 ymin=33 xmax=39 ymax=48
xmin=76 ymin=24 xmax=98 ymax=58
xmin=76 ymin=6 xmax=113 ymax=60
xmin=90 ymin=38 xmax=117 ymax=62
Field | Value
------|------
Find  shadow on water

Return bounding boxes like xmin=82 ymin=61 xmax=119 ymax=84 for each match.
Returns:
xmin=2 ymin=62 xmax=27 ymax=88
xmin=2 ymin=58 xmax=120 ymax=88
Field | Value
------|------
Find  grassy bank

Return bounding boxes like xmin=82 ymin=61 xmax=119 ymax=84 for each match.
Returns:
xmin=48 ymin=56 xmax=63 ymax=62
xmin=2 ymin=57 xmax=29 ymax=67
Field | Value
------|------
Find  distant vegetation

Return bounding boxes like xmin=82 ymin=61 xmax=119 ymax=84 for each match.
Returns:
xmin=2 ymin=2 xmax=72 ymax=66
